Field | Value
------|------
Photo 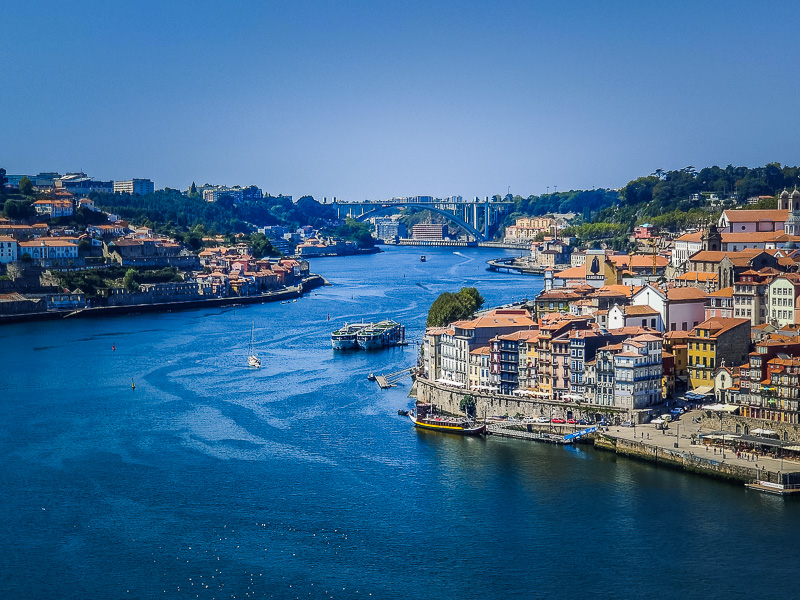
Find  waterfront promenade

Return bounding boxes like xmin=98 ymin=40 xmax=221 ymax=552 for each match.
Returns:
xmin=597 ymin=408 xmax=799 ymax=484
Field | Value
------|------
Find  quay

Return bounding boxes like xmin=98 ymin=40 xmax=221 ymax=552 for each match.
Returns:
xmin=0 ymin=274 xmax=328 ymax=325
xmin=486 ymin=256 xmax=557 ymax=274
xmin=412 ymin=378 xmax=800 ymax=491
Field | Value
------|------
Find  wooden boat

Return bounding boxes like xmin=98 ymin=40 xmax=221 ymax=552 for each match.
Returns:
xmin=409 ymin=404 xmax=486 ymax=436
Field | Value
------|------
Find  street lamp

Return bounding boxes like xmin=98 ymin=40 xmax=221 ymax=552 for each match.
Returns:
xmin=719 ymin=413 xmax=725 ymax=459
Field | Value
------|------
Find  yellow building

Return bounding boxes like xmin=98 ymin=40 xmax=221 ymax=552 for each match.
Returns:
xmin=687 ymin=317 xmax=750 ymax=390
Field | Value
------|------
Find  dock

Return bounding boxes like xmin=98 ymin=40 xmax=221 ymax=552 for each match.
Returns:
xmin=487 ymin=422 xmax=570 ymax=444
xmin=372 ymin=366 xmax=416 ymax=389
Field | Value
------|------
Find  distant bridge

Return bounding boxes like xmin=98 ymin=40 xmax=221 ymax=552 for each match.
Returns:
xmin=331 ymin=197 xmax=514 ymax=242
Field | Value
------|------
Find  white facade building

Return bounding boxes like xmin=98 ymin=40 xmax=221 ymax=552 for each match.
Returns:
xmin=114 ymin=179 xmax=155 ymax=195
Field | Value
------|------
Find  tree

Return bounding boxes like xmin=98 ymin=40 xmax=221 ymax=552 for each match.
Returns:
xmin=426 ymin=287 xmax=485 ymax=327
xmin=0 ymin=168 xmax=7 ymax=196
xmin=188 ymin=182 xmax=200 ymax=199
xmin=459 ymin=395 xmax=476 ymax=417
xmin=123 ymin=268 xmax=139 ymax=291
xmin=18 ymin=176 xmax=33 ymax=196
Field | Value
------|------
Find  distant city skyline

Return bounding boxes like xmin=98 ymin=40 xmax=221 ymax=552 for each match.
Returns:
xmin=4 ymin=1 xmax=800 ymax=201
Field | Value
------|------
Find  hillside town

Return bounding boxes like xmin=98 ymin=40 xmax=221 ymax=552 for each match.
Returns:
xmin=422 ymin=189 xmax=800 ymax=443
xmin=0 ymin=172 xmax=327 ymax=318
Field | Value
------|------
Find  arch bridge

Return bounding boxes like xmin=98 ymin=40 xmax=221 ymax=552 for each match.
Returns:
xmin=332 ymin=198 xmax=514 ymax=242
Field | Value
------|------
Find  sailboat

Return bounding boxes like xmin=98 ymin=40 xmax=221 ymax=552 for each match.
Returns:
xmin=248 ymin=323 xmax=261 ymax=368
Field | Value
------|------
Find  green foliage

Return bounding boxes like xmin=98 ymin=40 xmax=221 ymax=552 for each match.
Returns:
xmin=560 ymin=222 xmax=628 ymax=241
xmin=0 ymin=168 xmax=7 ymax=196
xmin=88 ymin=189 xmax=339 ymax=238
xmin=427 ymin=287 xmax=485 ymax=327
xmin=249 ymin=233 xmax=279 ymax=258
xmin=54 ymin=266 xmax=181 ymax=297
xmin=188 ymin=182 xmax=200 ymax=199
xmin=18 ymin=176 xmax=33 ymax=196
xmin=459 ymin=395 xmax=476 ymax=417
xmin=331 ymin=217 xmax=376 ymax=247
xmin=3 ymin=199 xmax=34 ymax=219
xmin=123 ymin=268 xmax=139 ymax=291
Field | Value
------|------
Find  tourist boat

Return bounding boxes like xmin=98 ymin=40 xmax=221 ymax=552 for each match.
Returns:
xmin=248 ymin=323 xmax=261 ymax=368
xmin=409 ymin=404 xmax=487 ymax=436
xmin=420 ymin=255 xmax=426 ymax=262
xmin=331 ymin=322 xmax=370 ymax=350
xmin=356 ymin=320 xmax=405 ymax=350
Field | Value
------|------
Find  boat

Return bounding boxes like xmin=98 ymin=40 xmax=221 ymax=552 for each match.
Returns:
xmin=356 ymin=320 xmax=405 ymax=350
xmin=331 ymin=322 xmax=370 ymax=350
xmin=248 ymin=323 xmax=261 ymax=368
xmin=420 ymin=255 xmax=426 ymax=262
xmin=409 ymin=404 xmax=487 ymax=436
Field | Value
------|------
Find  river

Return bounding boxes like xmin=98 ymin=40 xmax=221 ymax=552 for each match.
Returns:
xmin=1 ymin=246 xmax=798 ymax=599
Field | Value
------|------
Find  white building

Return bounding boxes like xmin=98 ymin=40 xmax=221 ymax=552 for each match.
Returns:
xmin=0 ymin=235 xmax=19 ymax=263
xmin=767 ymin=275 xmax=800 ymax=327
xmin=613 ymin=334 xmax=663 ymax=410
xmin=203 ymin=186 xmax=244 ymax=203
xmin=114 ymin=179 xmax=155 ymax=195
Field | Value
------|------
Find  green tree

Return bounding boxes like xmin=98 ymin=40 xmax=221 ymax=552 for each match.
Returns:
xmin=188 ymin=182 xmax=200 ymax=199
xmin=426 ymin=287 xmax=485 ymax=327
xmin=123 ymin=268 xmax=139 ymax=291
xmin=0 ymin=168 xmax=7 ymax=196
xmin=459 ymin=395 xmax=476 ymax=417
xmin=18 ymin=176 xmax=33 ymax=196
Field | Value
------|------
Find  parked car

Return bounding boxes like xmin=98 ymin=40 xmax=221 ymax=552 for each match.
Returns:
xmin=567 ymin=418 xmax=577 ymax=424
xmin=577 ymin=419 xmax=588 ymax=425
xmin=621 ymin=421 xmax=634 ymax=427
xmin=552 ymin=418 xmax=567 ymax=424
xmin=537 ymin=416 xmax=550 ymax=423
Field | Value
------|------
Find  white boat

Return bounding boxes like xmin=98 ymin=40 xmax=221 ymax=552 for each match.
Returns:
xmin=248 ymin=323 xmax=261 ymax=368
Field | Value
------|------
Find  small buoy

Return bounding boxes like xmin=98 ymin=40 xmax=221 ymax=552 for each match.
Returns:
xmin=112 ymin=344 xmax=115 ymax=351
xmin=131 ymin=378 xmax=135 ymax=391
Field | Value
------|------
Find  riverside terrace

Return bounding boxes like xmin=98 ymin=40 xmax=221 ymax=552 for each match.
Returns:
xmin=598 ymin=407 xmax=800 ymax=485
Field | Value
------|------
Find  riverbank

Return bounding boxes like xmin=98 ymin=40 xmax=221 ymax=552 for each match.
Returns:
xmin=413 ymin=377 xmax=800 ymax=489
xmin=0 ymin=274 xmax=328 ymax=324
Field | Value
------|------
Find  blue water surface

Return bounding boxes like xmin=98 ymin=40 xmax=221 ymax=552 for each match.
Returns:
xmin=1 ymin=246 xmax=797 ymax=599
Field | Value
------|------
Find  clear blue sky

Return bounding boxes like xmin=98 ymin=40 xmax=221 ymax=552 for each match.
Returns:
xmin=3 ymin=1 xmax=799 ymax=201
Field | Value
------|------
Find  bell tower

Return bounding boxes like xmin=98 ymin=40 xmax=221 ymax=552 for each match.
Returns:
xmin=785 ymin=189 xmax=800 ymax=236
xmin=701 ymin=223 xmax=722 ymax=252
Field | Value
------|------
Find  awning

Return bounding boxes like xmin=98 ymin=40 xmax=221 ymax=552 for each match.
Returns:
xmin=436 ymin=378 xmax=465 ymax=388
xmin=690 ymin=385 xmax=714 ymax=395
xmin=702 ymin=403 xmax=738 ymax=413
xmin=752 ymin=428 xmax=777 ymax=436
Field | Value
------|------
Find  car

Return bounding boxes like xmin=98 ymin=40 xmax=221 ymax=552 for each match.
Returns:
xmin=552 ymin=418 xmax=567 ymax=424
xmin=577 ymin=419 xmax=588 ymax=425
xmin=536 ymin=416 xmax=550 ymax=423
xmin=621 ymin=421 xmax=634 ymax=427
xmin=567 ymin=418 xmax=577 ymax=424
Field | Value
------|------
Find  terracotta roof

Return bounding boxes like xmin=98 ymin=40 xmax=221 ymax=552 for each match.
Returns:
xmin=691 ymin=317 xmax=750 ymax=338
xmin=722 ymin=209 xmax=788 ymax=222
xmin=676 ymin=232 xmax=703 ymax=242
xmin=676 ymin=271 xmax=718 ymax=282
xmin=553 ymin=265 xmax=585 ymax=279
xmin=625 ymin=304 xmax=659 ymax=315
xmin=708 ymin=286 xmax=734 ymax=298
xmin=666 ymin=287 xmax=707 ymax=301
xmin=470 ymin=346 xmax=491 ymax=355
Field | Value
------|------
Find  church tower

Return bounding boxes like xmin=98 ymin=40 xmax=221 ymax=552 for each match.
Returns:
xmin=701 ymin=223 xmax=722 ymax=252
xmin=784 ymin=189 xmax=800 ymax=236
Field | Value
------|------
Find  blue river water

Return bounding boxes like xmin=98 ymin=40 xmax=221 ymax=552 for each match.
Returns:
xmin=1 ymin=246 xmax=799 ymax=599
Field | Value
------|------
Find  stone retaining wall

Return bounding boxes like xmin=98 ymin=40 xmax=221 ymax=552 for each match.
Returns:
xmin=598 ymin=435 xmax=768 ymax=483
xmin=698 ymin=412 xmax=800 ymax=443
xmin=414 ymin=378 xmax=626 ymax=422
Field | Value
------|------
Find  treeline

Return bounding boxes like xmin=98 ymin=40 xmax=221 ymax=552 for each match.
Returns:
xmin=88 ymin=189 xmax=340 ymax=235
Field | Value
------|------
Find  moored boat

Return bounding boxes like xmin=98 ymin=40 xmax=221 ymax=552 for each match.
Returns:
xmin=356 ymin=319 xmax=405 ymax=350
xmin=332 ymin=322 xmax=370 ymax=350
xmin=420 ymin=255 xmax=426 ymax=262
xmin=409 ymin=404 xmax=486 ymax=436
